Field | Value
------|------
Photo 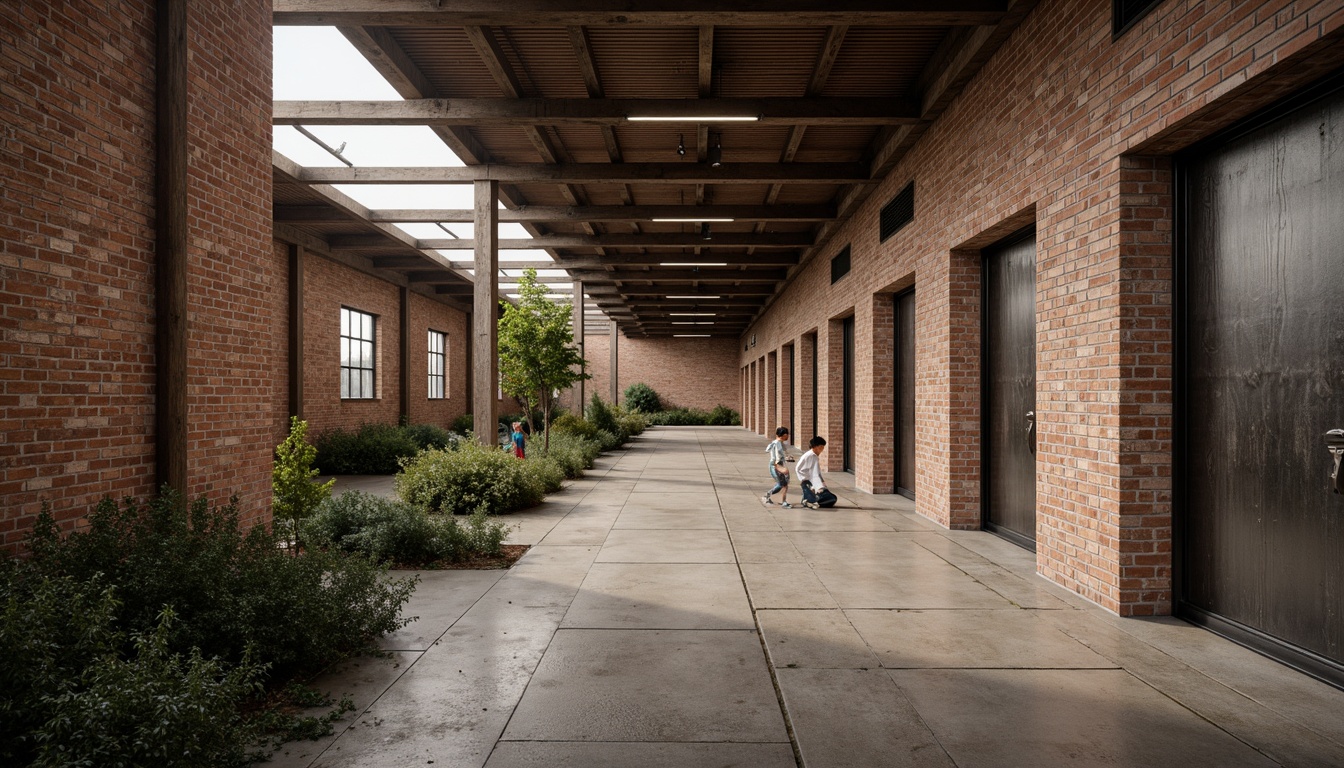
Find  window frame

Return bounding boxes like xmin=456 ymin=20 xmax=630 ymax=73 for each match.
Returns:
xmin=427 ymin=329 xmax=447 ymax=400
xmin=340 ymin=306 xmax=377 ymax=400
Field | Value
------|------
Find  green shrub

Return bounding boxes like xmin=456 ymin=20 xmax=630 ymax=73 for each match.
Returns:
xmin=403 ymin=422 xmax=461 ymax=451
xmin=301 ymin=491 xmax=510 ymax=564
xmin=451 ymin=413 xmax=473 ymax=434
xmin=315 ymin=423 xmax=420 ymax=475
xmin=25 ymin=492 xmax=415 ymax=683
xmin=708 ymin=404 xmax=741 ymax=425
xmin=586 ymin=394 xmax=621 ymax=441
xmin=616 ymin=410 xmax=648 ymax=439
xmin=538 ymin=430 xmax=602 ymax=478
xmin=550 ymin=412 xmax=602 ymax=442
xmin=522 ymin=454 xmax=566 ymax=494
xmin=622 ymin=383 xmax=662 ymax=413
xmin=26 ymin=605 xmax=265 ymax=768
xmin=273 ymin=417 xmax=335 ymax=542
xmin=396 ymin=442 xmax=547 ymax=515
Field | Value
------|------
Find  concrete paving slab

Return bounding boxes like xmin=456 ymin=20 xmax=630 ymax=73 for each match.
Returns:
xmin=757 ymin=609 xmax=882 ymax=669
xmin=957 ymin=563 xmax=1073 ymax=609
xmin=595 ymin=527 xmax=735 ymax=563
xmin=729 ymin=530 xmax=804 ymax=562
xmin=768 ymin=508 xmax=896 ymax=532
xmin=813 ymin=562 xmax=1014 ymax=610
xmin=502 ymin=629 xmax=788 ymax=743
xmin=484 ymin=742 xmax=796 ymax=768
xmin=788 ymin=531 xmax=953 ymax=567
xmin=612 ymin=506 xmax=725 ymax=529
xmin=891 ymin=669 xmax=1279 ymax=768
xmin=562 ymin=562 xmax=753 ymax=629
xmin=846 ymin=609 xmax=1116 ymax=669
xmin=380 ymin=570 xmax=503 ymax=651
xmin=776 ymin=667 xmax=953 ymax=768
xmin=262 ymin=652 xmax=419 ymax=768
xmin=740 ymin=562 xmax=838 ymax=609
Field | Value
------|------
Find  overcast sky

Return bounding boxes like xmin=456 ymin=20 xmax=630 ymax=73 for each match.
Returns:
xmin=273 ymin=26 xmax=560 ymax=288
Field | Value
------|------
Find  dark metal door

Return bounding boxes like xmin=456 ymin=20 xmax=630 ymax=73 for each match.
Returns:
xmin=896 ymin=290 xmax=916 ymax=498
xmin=842 ymin=316 xmax=855 ymax=472
xmin=1179 ymin=78 xmax=1344 ymax=683
xmin=810 ymin=334 xmax=818 ymax=442
xmin=983 ymin=231 xmax=1037 ymax=548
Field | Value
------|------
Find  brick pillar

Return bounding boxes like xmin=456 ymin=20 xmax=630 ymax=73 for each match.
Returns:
xmin=766 ymin=350 xmax=778 ymax=433
xmin=945 ymin=248 xmax=982 ymax=529
xmin=797 ymin=333 xmax=816 ymax=450
xmin=823 ymin=319 xmax=845 ymax=473
xmin=860 ymin=294 xmax=896 ymax=493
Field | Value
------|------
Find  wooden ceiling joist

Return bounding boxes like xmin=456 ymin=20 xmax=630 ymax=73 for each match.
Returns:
xmin=315 ymin=204 xmax=836 ymax=224
xmin=293 ymin=163 xmax=869 ymax=185
xmin=273 ymin=1 xmax=1010 ymax=27
xmin=275 ymin=98 xmax=920 ymax=127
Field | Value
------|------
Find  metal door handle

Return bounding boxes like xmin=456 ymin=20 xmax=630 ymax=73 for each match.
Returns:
xmin=1327 ymin=429 xmax=1344 ymax=495
xmin=1025 ymin=411 xmax=1036 ymax=454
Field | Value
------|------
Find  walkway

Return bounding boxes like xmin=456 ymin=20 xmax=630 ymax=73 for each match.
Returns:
xmin=272 ymin=428 xmax=1344 ymax=768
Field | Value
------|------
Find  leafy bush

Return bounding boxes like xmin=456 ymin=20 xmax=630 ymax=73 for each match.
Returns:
xmin=301 ymin=491 xmax=510 ymax=565
xmin=645 ymin=405 xmax=741 ymax=426
xmin=273 ymin=417 xmax=335 ymax=541
xmin=586 ymin=394 xmax=622 ymax=442
xmin=396 ymin=441 xmax=547 ymax=515
xmin=623 ymin=383 xmax=662 ymax=413
xmin=616 ymin=409 xmax=648 ymax=439
xmin=522 ymin=454 xmax=566 ymax=494
xmin=25 ymin=492 xmax=415 ymax=683
xmin=550 ymin=412 xmax=602 ymax=442
xmin=708 ymin=404 xmax=742 ymax=425
xmin=451 ymin=413 xmax=473 ymax=434
xmin=315 ymin=422 xmax=459 ymax=475
xmin=539 ymin=430 xmax=602 ymax=478
xmin=25 ymin=605 xmax=265 ymax=768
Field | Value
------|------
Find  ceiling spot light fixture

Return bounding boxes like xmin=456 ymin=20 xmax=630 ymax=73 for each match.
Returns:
xmin=676 ymin=134 xmax=686 ymax=156
xmin=707 ymin=136 xmax=723 ymax=168
xmin=700 ymin=222 xmax=712 ymax=240
xmin=627 ymin=115 xmax=759 ymax=122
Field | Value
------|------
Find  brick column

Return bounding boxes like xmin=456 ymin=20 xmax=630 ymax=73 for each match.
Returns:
xmin=797 ymin=333 xmax=816 ymax=450
xmin=823 ymin=319 xmax=845 ymax=473
xmin=779 ymin=345 xmax=794 ymax=439
xmin=766 ymin=350 xmax=778 ymax=433
xmin=860 ymin=294 xmax=896 ymax=493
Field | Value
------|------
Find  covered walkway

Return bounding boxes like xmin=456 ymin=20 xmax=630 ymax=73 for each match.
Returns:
xmin=270 ymin=428 xmax=1344 ymax=768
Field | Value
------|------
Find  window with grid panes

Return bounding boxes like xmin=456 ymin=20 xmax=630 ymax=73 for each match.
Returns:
xmin=427 ymin=330 xmax=446 ymax=399
xmin=340 ymin=307 xmax=376 ymax=399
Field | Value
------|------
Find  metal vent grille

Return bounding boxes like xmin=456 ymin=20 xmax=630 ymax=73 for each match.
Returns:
xmin=831 ymin=245 xmax=851 ymax=284
xmin=880 ymin=182 xmax=914 ymax=243
xmin=1113 ymin=0 xmax=1163 ymax=37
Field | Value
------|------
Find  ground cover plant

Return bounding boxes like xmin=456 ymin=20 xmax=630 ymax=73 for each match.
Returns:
xmin=2 ymin=490 xmax=416 ymax=767
xmin=302 ymin=491 xmax=511 ymax=567
xmin=314 ymin=421 xmax=461 ymax=475
xmin=645 ymin=404 xmax=741 ymax=426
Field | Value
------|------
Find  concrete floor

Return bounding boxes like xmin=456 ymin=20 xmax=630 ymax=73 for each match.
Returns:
xmin=272 ymin=427 xmax=1344 ymax=768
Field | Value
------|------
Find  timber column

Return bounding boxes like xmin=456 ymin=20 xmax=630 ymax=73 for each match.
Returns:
xmin=473 ymin=180 xmax=499 ymax=445
xmin=571 ymin=280 xmax=584 ymax=410
xmin=609 ymin=321 xmax=619 ymax=403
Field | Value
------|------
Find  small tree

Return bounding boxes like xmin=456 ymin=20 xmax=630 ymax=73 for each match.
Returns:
xmin=498 ymin=268 xmax=589 ymax=453
xmin=273 ymin=416 xmax=335 ymax=552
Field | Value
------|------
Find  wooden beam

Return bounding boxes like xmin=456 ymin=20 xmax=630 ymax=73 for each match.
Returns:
xmin=609 ymin=320 xmax=618 ymax=401
xmin=572 ymin=279 xmax=584 ymax=408
xmin=603 ymin=284 xmax=776 ymax=296
xmin=275 ymin=2 xmax=1010 ymax=27
xmin=473 ymin=180 xmax=499 ymax=446
xmin=155 ymin=0 xmax=188 ymax=495
xmin=573 ymin=269 xmax=786 ymax=283
xmin=399 ymin=286 xmax=411 ymax=423
xmin=364 ymin=204 xmax=836 ymax=223
xmin=415 ymin=232 xmax=811 ymax=249
xmin=273 ymin=97 xmax=921 ymax=127
xmin=288 ymin=244 xmax=305 ymax=419
xmin=294 ymin=162 xmax=870 ymax=185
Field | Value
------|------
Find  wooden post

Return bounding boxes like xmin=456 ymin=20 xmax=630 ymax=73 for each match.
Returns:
xmin=609 ymin=320 xmax=618 ymax=403
xmin=571 ymin=280 xmax=584 ymax=410
xmin=399 ymin=286 xmax=411 ymax=425
xmin=155 ymin=0 xmax=188 ymax=495
xmin=473 ymin=180 xmax=499 ymax=445
xmin=288 ymin=244 xmax=304 ymax=419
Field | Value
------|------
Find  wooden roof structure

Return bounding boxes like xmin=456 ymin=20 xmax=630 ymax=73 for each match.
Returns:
xmin=271 ymin=1 xmax=1036 ymax=337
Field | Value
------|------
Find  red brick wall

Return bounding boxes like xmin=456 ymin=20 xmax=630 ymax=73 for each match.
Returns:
xmin=1 ymin=1 xmax=276 ymax=545
xmin=1 ymin=3 xmax=158 ymax=545
xmin=740 ymin=0 xmax=1344 ymax=614
xmin=407 ymin=290 xmax=469 ymax=428
xmin=577 ymin=333 xmax=740 ymax=414
xmin=300 ymin=251 xmax=402 ymax=435
xmin=185 ymin=0 xmax=275 ymax=516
